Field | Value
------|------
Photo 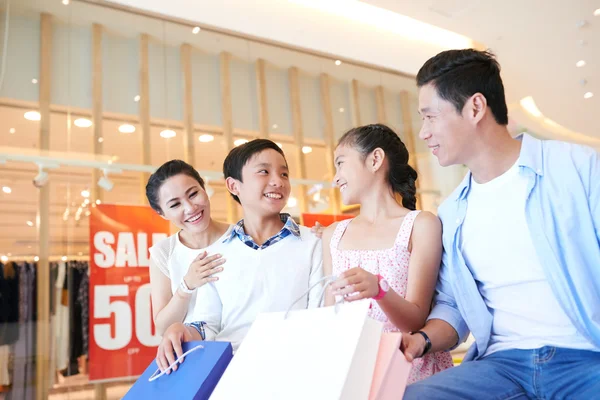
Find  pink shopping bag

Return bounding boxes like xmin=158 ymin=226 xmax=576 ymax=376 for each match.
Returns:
xmin=369 ymin=332 xmax=412 ymax=400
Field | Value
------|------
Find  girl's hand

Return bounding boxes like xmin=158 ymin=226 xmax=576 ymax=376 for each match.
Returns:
xmin=183 ymin=251 xmax=225 ymax=290
xmin=330 ymin=267 xmax=379 ymax=301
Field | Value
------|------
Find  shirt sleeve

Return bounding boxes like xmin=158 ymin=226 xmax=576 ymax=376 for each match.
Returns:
xmin=427 ymin=251 xmax=470 ymax=350
xmin=588 ymin=148 xmax=600 ymax=242
xmin=307 ymin=238 xmax=325 ymax=308
xmin=183 ymin=283 xmax=222 ymax=341
xmin=149 ymin=238 xmax=171 ymax=278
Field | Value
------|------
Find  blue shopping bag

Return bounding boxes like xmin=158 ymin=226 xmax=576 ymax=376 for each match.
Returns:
xmin=124 ymin=341 xmax=233 ymax=400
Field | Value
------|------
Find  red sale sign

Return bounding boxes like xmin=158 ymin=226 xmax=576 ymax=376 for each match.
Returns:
xmin=88 ymin=204 xmax=170 ymax=382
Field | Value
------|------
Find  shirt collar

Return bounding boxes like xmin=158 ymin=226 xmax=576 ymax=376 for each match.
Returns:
xmin=223 ymin=213 xmax=301 ymax=243
xmin=453 ymin=133 xmax=543 ymax=202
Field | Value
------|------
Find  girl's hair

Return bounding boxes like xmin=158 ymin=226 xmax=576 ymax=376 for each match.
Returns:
xmin=338 ymin=124 xmax=418 ymax=210
xmin=145 ymin=159 xmax=205 ymax=214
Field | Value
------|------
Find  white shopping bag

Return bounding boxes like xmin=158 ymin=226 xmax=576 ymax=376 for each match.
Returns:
xmin=210 ymin=298 xmax=382 ymax=400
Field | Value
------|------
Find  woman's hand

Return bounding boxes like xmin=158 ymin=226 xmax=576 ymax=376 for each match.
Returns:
xmin=330 ymin=267 xmax=379 ymax=301
xmin=183 ymin=251 xmax=225 ymax=290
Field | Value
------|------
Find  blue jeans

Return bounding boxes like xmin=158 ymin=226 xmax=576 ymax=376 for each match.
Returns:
xmin=404 ymin=347 xmax=600 ymax=399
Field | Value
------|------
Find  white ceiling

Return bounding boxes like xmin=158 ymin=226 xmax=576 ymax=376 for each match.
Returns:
xmin=103 ymin=0 xmax=600 ymax=146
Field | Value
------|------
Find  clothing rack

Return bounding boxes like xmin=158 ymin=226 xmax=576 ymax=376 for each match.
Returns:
xmin=2 ymin=256 xmax=90 ymax=263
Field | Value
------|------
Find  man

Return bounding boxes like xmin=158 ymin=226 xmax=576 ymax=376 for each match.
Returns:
xmin=402 ymin=49 xmax=600 ymax=399
xmin=155 ymin=139 xmax=323 ymax=373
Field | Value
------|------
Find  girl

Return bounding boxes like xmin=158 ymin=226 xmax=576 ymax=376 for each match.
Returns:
xmin=323 ymin=124 xmax=453 ymax=383
xmin=146 ymin=160 xmax=231 ymax=336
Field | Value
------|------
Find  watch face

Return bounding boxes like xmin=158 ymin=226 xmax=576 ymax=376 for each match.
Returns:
xmin=380 ymin=279 xmax=390 ymax=292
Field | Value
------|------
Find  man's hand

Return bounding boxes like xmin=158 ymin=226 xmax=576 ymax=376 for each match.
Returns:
xmin=156 ymin=322 xmax=193 ymax=373
xmin=400 ymin=332 xmax=426 ymax=362
xmin=310 ymin=222 xmax=325 ymax=239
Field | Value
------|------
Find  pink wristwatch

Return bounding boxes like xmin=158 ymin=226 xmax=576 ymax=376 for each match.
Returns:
xmin=372 ymin=274 xmax=389 ymax=300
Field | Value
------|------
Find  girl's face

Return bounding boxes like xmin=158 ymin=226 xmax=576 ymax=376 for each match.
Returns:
xmin=157 ymin=173 xmax=211 ymax=233
xmin=333 ymin=144 xmax=375 ymax=205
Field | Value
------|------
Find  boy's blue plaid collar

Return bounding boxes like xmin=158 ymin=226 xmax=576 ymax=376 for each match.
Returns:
xmin=223 ymin=213 xmax=301 ymax=249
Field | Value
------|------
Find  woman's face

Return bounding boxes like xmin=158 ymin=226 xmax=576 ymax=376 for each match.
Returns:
xmin=157 ymin=173 xmax=211 ymax=233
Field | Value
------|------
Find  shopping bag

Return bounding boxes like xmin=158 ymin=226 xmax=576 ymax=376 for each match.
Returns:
xmin=210 ymin=299 xmax=383 ymax=400
xmin=124 ymin=341 xmax=233 ymax=400
xmin=368 ymin=332 xmax=412 ymax=400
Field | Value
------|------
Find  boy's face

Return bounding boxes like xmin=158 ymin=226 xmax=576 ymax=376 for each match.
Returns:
xmin=233 ymin=149 xmax=291 ymax=217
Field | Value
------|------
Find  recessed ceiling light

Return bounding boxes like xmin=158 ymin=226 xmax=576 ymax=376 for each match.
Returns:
xmin=339 ymin=107 xmax=345 ymax=113
xmin=287 ymin=196 xmax=298 ymax=208
xmin=26 ymin=221 xmax=34 ymax=227
xmin=0 ymin=256 xmax=7 ymax=263
xmin=234 ymin=138 xmax=249 ymax=146
xmin=2 ymin=186 xmax=11 ymax=194
xmin=96 ymin=199 xmax=102 ymax=205
xmin=584 ymin=92 xmax=594 ymax=99
xmin=134 ymin=95 xmax=141 ymax=102
xmin=74 ymin=118 xmax=92 ymax=128
xmin=9 ymin=128 xmax=15 ymax=134
xmin=272 ymin=124 xmax=278 ymax=129
xmin=192 ymin=26 xmax=201 ymax=34
xmin=118 ymin=124 xmax=136 ymax=134
xmin=62 ymin=256 xmax=68 ymax=261
xmin=34 ymin=256 xmax=39 ymax=262
xmin=594 ymin=8 xmax=600 ymax=17
xmin=576 ymin=60 xmax=586 ymax=67
xmin=32 ymin=78 xmax=38 ymax=84
xmin=81 ymin=190 xmax=90 ymax=198
xmin=24 ymin=111 xmax=41 ymax=121
xmin=160 ymin=129 xmax=176 ymax=138
xmin=199 ymin=134 xmax=214 ymax=142
xmin=62 ymin=0 xmax=69 ymax=4
xmin=302 ymin=146 xmax=313 ymax=154
xmin=84 ymin=198 xmax=90 ymax=205
xmin=335 ymin=60 xmax=342 ymax=66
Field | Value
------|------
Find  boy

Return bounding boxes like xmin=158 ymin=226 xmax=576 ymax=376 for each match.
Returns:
xmin=155 ymin=139 xmax=323 ymax=372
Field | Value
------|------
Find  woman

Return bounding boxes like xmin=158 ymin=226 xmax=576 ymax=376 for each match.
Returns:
xmin=146 ymin=160 xmax=231 ymax=335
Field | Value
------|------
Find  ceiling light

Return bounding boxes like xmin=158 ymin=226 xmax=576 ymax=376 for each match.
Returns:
xmin=192 ymin=26 xmax=201 ymax=34
xmin=84 ymin=198 xmax=90 ymax=205
xmin=32 ymin=78 xmax=38 ymax=84
xmin=26 ymin=221 xmax=34 ymax=227
xmin=339 ymin=107 xmax=345 ymax=113
xmin=335 ymin=60 xmax=342 ymax=66
xmin=272 ymin=124 xmax=278 ymax=129
xmin=595 ymin=9 xmax=600 ymax=17
xmin=584 ymin=92 xmax=594 ymax=99
xmin=0 ymin=256 xmax=7 ymax=263
xmin=2 ymin=186 xmax=11 ymax=194
xmin=62 ymin=256 xmax=68 ymax=261
xmin=234 ymin=138 xmax=249 ymax=146
xmin=134 ymin=95 xmax=141 ymax=102
xmin=9 ymin=128 xmax=15 ymax=134
xmin=98 ymin=137 xmax=104 ymax=143
xmin=24 ymin=111 xmax=41 ymax=121
xmin=276 ymin=142 xmax=283 ymax=148
xmin=34 ymin=256 xmax=39 ymax=262
xmin=78 ymin=252 xmax=83 ymax=256
xmin=96 ymin=199 xmax=101 ymax=205
xmin=118 ymin=124 xmax=136 ymax=133
xmin=74 ymin=118 xmax=92 ymax=128
xmin=81 ymin=190 xmax=90 ymax=198
xmin=62 ymin=0 xmax=69 ymax=5
xmin=160 ymin=129 xmax=176 ymax=138
xmin=33 ymin=170 xmax=49 ymax=188
xmin=520 ymin=96 xmax=542 ymax=118
xmin=302 ymin=146 xmax=313 ymax=154
xmin=98 ymin=175 xmax=114 ymax=191
xmin=287 ymin=196 xmax=298 ymax=208
xmin=576 ymin=60 xmax=586 ymax=67
xmin=199 ymin=134 xmax=214 ymax=142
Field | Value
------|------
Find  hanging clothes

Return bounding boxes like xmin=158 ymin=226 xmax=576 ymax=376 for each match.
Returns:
xmin=54 ymin=262 xmax=69 ymax=373
xmin=77 ymin=272 xmax=89 ymax=356
xmin=0 ymin=262 xmax=20 ymax=346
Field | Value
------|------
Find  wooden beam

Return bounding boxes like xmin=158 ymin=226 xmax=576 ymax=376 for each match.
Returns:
xmin=139 ymin=34 xmax=151 ymax=203
xmin=399 ymin=90 xmax=422 ymax=208
xmin=351 ymin=79 xmax=361 ymax=126
xmin=288 ymin=67 xmax=308 ymax=215
xmin=92 ymin=23 xmax=104 ymax=204
xmin=255 ymin=58 xmax=269 ymax=138
xmin=181 ymin=43 xmax=195 ymax=165
xmin=319 ymin=73 xmax=340 ymax=215
xmin=220 ymin=52 xmax=238 ymax=222
xmin=375 ymin=85 xmax=387 ymax=124
xmin=36 ymin=13 xmax=52 ymax=400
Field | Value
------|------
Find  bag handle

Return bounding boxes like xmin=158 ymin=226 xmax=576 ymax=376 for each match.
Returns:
xmin=148 ymin=344 xmax=204 ymax=382
xmin=283 ymin=275 xmax=344 ymax=319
